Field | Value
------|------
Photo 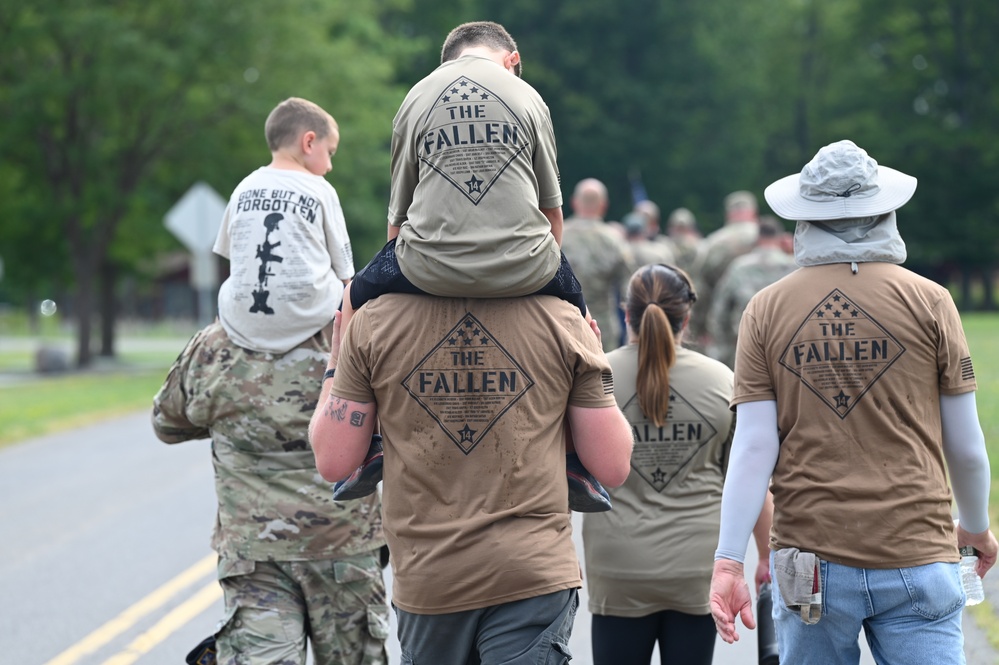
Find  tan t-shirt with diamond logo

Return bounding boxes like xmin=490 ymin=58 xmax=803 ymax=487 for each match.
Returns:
xmin=733 ymin=262 xmax=976 ymax=568
xmin=388 ymin=55 xmax=562 ymax=297
xmin=332 ymin=294 xmax=616 ymax=613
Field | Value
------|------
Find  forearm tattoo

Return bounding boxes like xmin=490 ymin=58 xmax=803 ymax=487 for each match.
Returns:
xmin=324 ymin=397 xmax=368 ymax=428
xmin=325 ymin=398 xmax=349 ymax=422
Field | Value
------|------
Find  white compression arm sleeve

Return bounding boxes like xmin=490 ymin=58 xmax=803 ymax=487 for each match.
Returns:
xmin=941 ymin=392 xmax=991 ymax=534
xmin=715 ymin=400 xmax=780 ymax=563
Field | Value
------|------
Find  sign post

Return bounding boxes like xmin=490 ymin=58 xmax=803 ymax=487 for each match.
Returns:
xmin=165 ymin=182 xmax=226 ymax=327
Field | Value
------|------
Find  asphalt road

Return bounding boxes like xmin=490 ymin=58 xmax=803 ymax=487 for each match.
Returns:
xmin=4 ymin=410 xmax=993 ymax=664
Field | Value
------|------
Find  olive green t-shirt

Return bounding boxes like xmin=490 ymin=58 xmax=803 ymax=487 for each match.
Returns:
xmin=733 ymin=262 xmax=977 ymax=568
xmin=389 ymin=55 xmax=562 ymax=297
xmin=332 ymin=294 xmax=617 ymax=614
xmin=583 ymin=345 xmax=734 ymax=616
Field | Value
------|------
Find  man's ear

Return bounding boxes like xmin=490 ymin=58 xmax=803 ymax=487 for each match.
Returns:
xmin=504 ymin=50 xmax=521 ymax=75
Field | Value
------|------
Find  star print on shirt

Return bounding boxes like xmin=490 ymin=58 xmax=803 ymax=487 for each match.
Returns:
xmin=465 ymin=174 xmax=483 ymax=193
xmin=782 ymin=288 xmax=906 ymax=420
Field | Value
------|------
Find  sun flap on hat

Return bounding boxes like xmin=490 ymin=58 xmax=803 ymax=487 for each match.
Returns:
xmin=764 ymin=141 xmax=917 ymax=221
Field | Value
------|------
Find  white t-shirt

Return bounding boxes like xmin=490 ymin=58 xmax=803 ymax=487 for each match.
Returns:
xmin=214 ymin=167 xmax=354 ymax=353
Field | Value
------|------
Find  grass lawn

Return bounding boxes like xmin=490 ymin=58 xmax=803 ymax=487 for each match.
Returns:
xmin=0 ymin=370 xmax=172 ymax=447
xmin=962 ymin=314 xmax=999 ymax=510
xmin=959 ymin=314 xmax=999 ymax=648
xmin=0 ymin=319 xmax=190 ymax=447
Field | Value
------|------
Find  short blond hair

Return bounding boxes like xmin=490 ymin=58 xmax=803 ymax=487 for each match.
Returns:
xmin=264 ymin=98 xmax=336 ymax=152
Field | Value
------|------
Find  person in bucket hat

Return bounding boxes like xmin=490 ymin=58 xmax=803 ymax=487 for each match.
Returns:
xmin=709 ymin=139 xmax=997 ymax=664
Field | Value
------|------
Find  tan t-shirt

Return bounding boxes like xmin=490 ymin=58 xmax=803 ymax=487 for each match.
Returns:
xmin=583 ymin=345 xmax=734 ymax=616
xmin=332 ymin=294 xmax=617 ymax=614
xmin=733 ymin=262 xmax=977 ymax=568
xmin=388 ymin=55 xmax=562 ymax=297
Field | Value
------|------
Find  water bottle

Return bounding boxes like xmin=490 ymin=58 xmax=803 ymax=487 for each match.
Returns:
xmin=757 ymin=581 xmax=780 ymax=665
xmin=959 ymin=546 xmax=985 ymax=606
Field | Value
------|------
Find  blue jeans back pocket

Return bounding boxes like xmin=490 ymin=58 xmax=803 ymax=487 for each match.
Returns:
xmin=900 ymin=561 xmax=964 ymax=619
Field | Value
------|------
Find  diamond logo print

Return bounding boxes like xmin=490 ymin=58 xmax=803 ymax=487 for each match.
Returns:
xmin=779 ymin=289 xmax=905 ymax=419
xmin=418 ymin=77 xmax=528 ymax=206
xmin=402 ymin=313 xmax=534 ymax=454
xmin=621 ymin=389 xmax=718 ymax=492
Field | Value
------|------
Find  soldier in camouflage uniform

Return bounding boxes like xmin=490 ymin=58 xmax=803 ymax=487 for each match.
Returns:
xmin=665 ymin=207 xmax=703 ymax=274
xmin=706 ymin=216 xmax=797 ymax=368
xmin=152 ymin=322 xmax=388 ymax=665
xmin=561 ymin=178 xmax=636 ymax=351
xmin=687 ymin=190 xmax=760 ymax=350
xmin=623 ymin=212 xmax=675 ymax=267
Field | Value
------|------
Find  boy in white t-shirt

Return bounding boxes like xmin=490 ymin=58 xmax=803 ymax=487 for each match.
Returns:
xmin=213 ymin=98 xmax=355 ymax=354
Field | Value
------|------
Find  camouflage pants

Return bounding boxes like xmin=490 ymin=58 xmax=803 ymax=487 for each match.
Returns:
xmin=215 ymin=551 xmax=389 ymax=665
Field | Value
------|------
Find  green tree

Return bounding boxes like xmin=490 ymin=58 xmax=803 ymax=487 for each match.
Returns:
xmin=853 ymin=0 xmax=999 ymax=307
xmin=459 ymin=0 xmax=785 ymax=228
xmin=0 ymin=0 xmax=409 ymax=365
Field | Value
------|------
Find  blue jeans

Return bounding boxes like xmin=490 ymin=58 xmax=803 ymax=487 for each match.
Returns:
xmin=771 ymin=554 xmax=966 ymax=665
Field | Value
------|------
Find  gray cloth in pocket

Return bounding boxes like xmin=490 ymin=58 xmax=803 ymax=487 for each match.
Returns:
xmin=773 ymin=547 xmax=823 ymax=624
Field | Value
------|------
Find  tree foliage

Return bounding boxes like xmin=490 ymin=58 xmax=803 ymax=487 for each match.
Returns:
xmin=2 ymin=0 xmax=998 ymax=366
xmin=0 ymin=0 xmax=410 ymax=364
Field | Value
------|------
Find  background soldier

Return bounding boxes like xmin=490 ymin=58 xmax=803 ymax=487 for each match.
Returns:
xmin=665 ymin=207 xmax=703 ymax=274
xmin=562 ymin=177 xmax=636 ymax=351
xmin=152 ymin=322 xmax=389 ymax=665
xmin=707 ymin=216 xmax=797 ymax=368
xmin=687 ymin=190 xmax=760 ymax=349
xmin=623 ymin=211 xmax=675 ymax=268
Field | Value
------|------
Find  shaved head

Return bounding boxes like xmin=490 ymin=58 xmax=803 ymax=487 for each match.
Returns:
xmin=572 ymin=178 xmax=609 ymax=218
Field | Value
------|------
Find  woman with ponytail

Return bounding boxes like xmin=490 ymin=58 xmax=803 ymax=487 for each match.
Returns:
xmin=582 ymin=263 xmax=772 ymax=665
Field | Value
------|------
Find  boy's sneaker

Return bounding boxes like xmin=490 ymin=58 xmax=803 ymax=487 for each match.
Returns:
xmin=333 ymin=434 xmax=383 ymax=501
xmin=566 ymin=452 xmax=613 ymax=512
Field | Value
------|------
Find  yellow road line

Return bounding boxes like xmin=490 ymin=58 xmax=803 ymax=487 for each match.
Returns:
xmin=43 ymin=553 xmax=217 ymax=665
xmin=101 ymin=581 xmax=222 ymax=665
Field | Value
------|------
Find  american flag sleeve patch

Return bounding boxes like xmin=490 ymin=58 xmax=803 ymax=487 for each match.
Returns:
xmin=961 ymin=357 xmax=975 ymax=381
xmin=601 ymin=371 xmax=614 ymax=395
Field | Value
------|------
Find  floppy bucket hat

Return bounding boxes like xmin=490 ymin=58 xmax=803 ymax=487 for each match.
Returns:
xmin=764 ymin=140 xmax=917 ymax=221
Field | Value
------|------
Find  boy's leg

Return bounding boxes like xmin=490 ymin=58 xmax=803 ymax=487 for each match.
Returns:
xmin=566 ymin=451 xmax=612 ymax=512
xmin=340 ymin=281 xmax=357 ymax=336
xmin=333 ymin=239 xmax=427 ymax=502
xmin=333 ymin=434 xmax=383 ymax=501
xmin=565 ymin=418 xmax=612 ymax=512
xmin=537 ymin=258 xmax=612 ymax=512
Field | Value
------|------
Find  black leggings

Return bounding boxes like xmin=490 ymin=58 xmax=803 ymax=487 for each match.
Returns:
xmin=348 ymin=238 xmax=588 ymax=318
xmin=591 ymin=610 xmax=716 ymax=665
